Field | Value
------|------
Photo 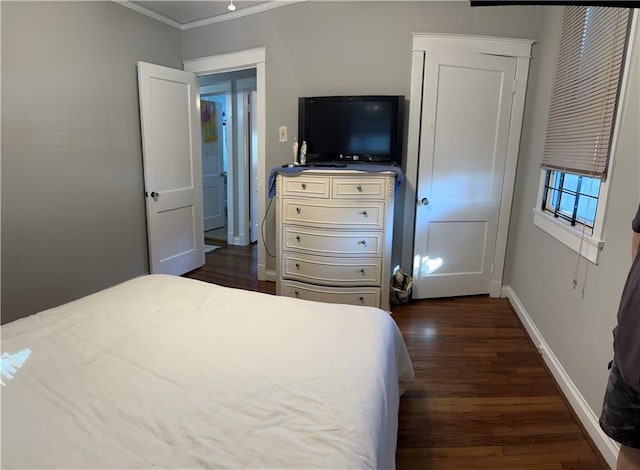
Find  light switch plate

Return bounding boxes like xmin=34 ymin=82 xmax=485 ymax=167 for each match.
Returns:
xmin=279 ymin=126 xmax=288 ymax=143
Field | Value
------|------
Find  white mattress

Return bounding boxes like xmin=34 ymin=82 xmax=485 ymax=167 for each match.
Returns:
xmin=1 ymin=274 xmax=414 ymax=469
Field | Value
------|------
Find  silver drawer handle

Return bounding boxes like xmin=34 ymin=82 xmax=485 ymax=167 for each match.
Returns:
xmin=356 ymin=185 xmax=363 ymax=192
xmin=296 ymin=207 xmax=301 ymax=214
xmin=361 ymin=210 xmax=368 ymax=217
xmin=301 ymin=183 xmax=307 ymax=190
xmin=358 ymin=240 xmax=367 ymax=246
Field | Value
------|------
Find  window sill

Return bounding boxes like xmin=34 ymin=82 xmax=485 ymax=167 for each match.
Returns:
xmin=532 ymin=208 xmax=603 ymax=264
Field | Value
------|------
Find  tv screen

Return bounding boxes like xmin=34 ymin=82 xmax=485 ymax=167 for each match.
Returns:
xmin=298 ymin=96 xmax=404 ymax=165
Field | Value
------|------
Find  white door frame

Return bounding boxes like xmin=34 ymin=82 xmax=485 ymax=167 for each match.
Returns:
xmin=233 ymin=77 xmax=257 ymax=247
xmin=401 ymin=35 xmax=533 ymax=297
xmin=183 ymin=48 xmax=268 ymax=281
xmin=250 ymin=89 xmax=259 ymax=244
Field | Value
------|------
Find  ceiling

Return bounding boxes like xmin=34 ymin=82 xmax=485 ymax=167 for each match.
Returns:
xmin=127 ymin=1 xmax=297 ymax=29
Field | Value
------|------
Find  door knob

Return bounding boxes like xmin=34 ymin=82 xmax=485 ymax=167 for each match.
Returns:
xmin=418 ymin=197 xmax=429 ymax=206
xmin=150 ymin=191 xmax=159 ymax=199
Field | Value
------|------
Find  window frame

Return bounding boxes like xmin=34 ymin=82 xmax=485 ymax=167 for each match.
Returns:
xmin=533 ymin=173 xmax=609 ymax=264
xmin=533 ymin=10 xmax=637 ymax=264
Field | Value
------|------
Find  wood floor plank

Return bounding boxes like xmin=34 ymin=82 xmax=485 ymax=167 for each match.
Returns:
xmin=184 ymin=244 xmax=608 ymax=469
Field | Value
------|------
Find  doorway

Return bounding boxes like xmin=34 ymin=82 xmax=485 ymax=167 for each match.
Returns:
xmin=198 ymin=69 xmax=258 ymax=247
xmin=183 ymin=47 xmax=268 ymax=281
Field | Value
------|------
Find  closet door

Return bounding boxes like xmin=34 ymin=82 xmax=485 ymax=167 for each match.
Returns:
xmin=412 ymin=51 xmax=516 ymax=299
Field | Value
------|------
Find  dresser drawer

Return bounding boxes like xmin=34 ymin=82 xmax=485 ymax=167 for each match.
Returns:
xmin=282 ymin=226 xmax=383 ymax=257
xmin=282 ymin=281 xmax=380 ymax=307
xmin=279 ymin=175 xmax=329 ymax=198
xmin=282 ymin=199 xmax=384 ymax=229
xmin=332 ymin=177 xmax=387 ymax=199
xmin=282 ymin=253 xmax=382 ymax=286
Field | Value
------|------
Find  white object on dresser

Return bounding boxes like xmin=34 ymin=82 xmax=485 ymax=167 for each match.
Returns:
xmin=276 ymin=170 xmax=396 ymax=311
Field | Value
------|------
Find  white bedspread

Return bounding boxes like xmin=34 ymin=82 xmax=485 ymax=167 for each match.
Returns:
xmin=1 ymin=274 xmax=414 ymax=469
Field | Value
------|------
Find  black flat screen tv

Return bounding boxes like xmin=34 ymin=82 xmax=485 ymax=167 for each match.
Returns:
xmin=298 ymin=95 xmax=404 ymax=165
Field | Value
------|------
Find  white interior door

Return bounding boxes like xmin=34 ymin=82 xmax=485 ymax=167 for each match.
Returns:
xmin=412 ymin=51 xmax=516 ymax=298
xmin=137 ymin=61 xmax=205 ymax=275
xmin=201 ymin=95 xmax=226 ymax=231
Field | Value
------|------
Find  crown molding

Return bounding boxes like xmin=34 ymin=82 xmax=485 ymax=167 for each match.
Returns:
xmin=114 ymin=1 xmax=306 ymax=31
xmin=114 ymin=1 xmax=183 ymax=29
xmin=182 ymin=1 xmax=305 ymax=31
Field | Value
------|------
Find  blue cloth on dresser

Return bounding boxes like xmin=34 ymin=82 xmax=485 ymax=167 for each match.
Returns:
xmin=268 ymin=164 xmax=405 ymax=198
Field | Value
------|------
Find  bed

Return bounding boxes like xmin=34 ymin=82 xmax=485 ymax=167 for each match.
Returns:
xmin=1 ymin=274 xmax=414 ymax=469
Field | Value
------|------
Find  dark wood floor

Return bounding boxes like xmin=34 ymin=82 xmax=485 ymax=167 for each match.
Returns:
xmin=185 ymin=243 xmax=608 ymax=469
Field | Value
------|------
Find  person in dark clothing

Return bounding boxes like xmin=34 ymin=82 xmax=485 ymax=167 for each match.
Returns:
xmin=600 ymin=202 xmax=640 ymax=469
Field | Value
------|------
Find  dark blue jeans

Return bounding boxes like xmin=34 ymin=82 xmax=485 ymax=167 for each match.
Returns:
xmin=600 ymin=361 xmax=640 ymax=449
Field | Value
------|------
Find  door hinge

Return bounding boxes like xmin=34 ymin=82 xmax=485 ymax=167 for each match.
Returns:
xmin=512 ymin=78 xmax=517 ymax=94
xmin=491 ymin=262 xmax=495 ymax=275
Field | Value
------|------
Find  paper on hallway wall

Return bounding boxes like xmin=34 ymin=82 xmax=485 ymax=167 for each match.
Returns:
xmin=201 ymin=100 xmax=218 ymax=143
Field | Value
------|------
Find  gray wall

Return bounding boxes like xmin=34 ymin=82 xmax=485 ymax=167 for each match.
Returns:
xmin=182 ymin=1 xmax=546 ymax=271
xmin=504 ymin=7 xmax=640 ymax=414
xmin=1 ymin=1 xmax=182 ymax=323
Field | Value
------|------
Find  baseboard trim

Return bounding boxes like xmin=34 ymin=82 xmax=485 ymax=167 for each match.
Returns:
xmin=501 ymin=285 xmax=619 ymax=469
xmin=257 ymin=265 xmax=276 ymax=283
xmin=265 ymin=269 xmax=276 ymax=282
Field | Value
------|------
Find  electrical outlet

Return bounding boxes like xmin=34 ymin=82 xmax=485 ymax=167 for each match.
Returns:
xmin=279 ymin=126 xmax=288 ymax=143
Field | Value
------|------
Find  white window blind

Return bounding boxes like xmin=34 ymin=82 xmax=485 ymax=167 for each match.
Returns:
xmin=541 ymin=6 xmax=631 ymax=180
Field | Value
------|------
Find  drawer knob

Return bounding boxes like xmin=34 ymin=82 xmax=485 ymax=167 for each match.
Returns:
xmin=295 ymin=263 xmax=300 ymax=269
xmin=358 ymin=240 xmax=367 ymax=246
xmin=361 ymin=210 xmax=368 ymax=217
xmin=296 ymin=235 xmax=301 ymax=242
xmin=296 ymin=207 xmax=301 ymax=214
xmin=360 ymin=268 xmax=366 ymax=274
xmin=356 ymin=185 xmax=363 ymax=192
xmin=301 ymin=183 xmax=307 ymax=190
xmin=359 ymin=296 xmax=365 ymax=303
xmin=294 ymin=291 xmax=299 ymax=297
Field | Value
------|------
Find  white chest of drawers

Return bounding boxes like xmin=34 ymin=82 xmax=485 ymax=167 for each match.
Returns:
xmin=275 ymin=170 xmax=396 ymax=311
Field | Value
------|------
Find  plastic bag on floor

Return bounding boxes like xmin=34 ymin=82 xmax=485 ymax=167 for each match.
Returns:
xmin=391 ymin=269 xmax=413 ymax=305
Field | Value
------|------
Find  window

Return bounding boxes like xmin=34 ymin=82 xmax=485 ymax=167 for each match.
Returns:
xmin=533 ymin=6 xmax=633 ymax=263
xmin=542 ymin=171 xmax=601 ymax=233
